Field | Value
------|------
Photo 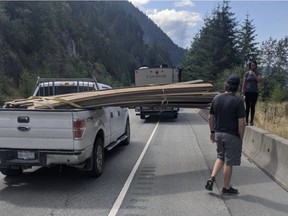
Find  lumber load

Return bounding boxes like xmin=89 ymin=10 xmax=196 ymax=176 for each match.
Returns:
xmin=4 ymin=81 xmax=218 ymax=109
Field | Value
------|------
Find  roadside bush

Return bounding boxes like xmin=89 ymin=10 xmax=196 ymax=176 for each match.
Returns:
xmin=0 ymin=75 xmax=21 ymax=104
xmin=212 ymin=66 xmax=244 ymax=93
xmin=270 ymin=83 xmax=288 ymax=102
xmin=0 ymin=94 xmax=4 ymax=106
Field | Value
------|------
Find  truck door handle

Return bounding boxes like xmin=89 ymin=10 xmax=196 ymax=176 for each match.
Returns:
xmin=18 ymin=116 xmax=30 ymax=123
xmin=17 ymin=126 xmax=30 ymax=132
xmin=110 ymin=112 xmax=113 ymax=118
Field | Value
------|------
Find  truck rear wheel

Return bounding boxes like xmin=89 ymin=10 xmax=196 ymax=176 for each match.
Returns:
xmin=172 ymin=113 xmax=178 ymax=119
xmin=0 ymin=168 xmax=23 ymax=176
xmin=87 ymin=138 xmax=104 ymax=177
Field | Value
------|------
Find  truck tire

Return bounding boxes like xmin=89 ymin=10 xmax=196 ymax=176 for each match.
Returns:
xmin=121 ymin=119 xmax=130 ymax=146
xmin=172 ymin=113 xmax=178 ymax=119
xmin=88 ymin=138 xmax=104 ymax=177
xmin=0 ymin=168 xmax=23 ymax=176
xmin=140 ymin=114 xmax=145 ymax=119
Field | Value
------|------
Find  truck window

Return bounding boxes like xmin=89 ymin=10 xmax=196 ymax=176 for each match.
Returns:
xmin=36 ymin=86 xmax=95 ymax=96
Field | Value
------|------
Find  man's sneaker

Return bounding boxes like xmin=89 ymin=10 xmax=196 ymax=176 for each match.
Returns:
xmin=222 ymin=187 xmax=239 ymax=195
xmin=205 ymin=177 xmax=215 ymax=191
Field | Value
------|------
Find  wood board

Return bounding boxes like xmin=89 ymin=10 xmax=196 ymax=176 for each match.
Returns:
xmin=4 ymin=81 xmax=217 ymax=109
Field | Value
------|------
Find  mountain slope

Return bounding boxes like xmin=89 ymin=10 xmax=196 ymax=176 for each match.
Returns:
xmin=0 ymin=1 xmax=186 ymax=102
xmin=116 ymin=2 xmax=187 ymax=66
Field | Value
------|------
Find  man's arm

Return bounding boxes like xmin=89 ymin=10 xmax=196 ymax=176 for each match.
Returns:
xmin=238 ymin=117 xmax=246 ymax=140
xmin=208 ymin=114 xmax=216 ymax=143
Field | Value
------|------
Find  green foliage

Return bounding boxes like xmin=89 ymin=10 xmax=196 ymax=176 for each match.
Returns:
xmin=0 ymin=94 xmax=4 ymax=106
xmin=1 ymin=1 xmax=286 ymax=104
xmin=19 ymin=70 xmax=38 ymax=97
xmin=182 ymin=0 xmax=286 ymax=103
xmin=182 ymin=0 xmax=239 ymax=82
xmin=258 ymin=36 xmax=288 ymax=102
xmin=0 ymin=75 xmax=21 ymax=105
xmin=0 ymin=1 xmax=175 ymax=98
xmin=259 ymin=37 xmax=288 ymax=84
xmin=213 ymin=66 xmax=244 ymax=92
xmin=259 ymin=77 xmax=288 ymax=102
xmin=237 ymin=14 xmax=259 ymax=66
xmin=115 ymin=1 xmax=187 ymax=66
xmin=270 ymin=83 xmax=288 ymax=102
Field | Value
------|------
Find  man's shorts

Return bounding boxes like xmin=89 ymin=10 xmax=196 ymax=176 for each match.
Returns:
xmin=215 ymin=132 xmax=242 ymax=166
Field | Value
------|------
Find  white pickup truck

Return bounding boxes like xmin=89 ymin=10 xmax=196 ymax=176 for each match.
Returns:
xmin=0 ymin=78 xmax=130 ymax=177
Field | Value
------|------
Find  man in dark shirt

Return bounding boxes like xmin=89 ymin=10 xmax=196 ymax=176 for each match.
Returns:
xmin=205 ymin=75 xmax=246 ymax=195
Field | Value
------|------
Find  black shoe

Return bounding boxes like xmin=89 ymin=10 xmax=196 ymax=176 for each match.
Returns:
xmin=250 ymin=122 xmax=254 ymax=126
xmin=205 ymin=177 xmax=215 ymax=191
xmin=222 ymin=187 xmax=239 ymax=195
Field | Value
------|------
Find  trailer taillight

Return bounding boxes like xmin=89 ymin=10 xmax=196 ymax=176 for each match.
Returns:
xmin=73 ymin=119 xmax=86 ymax=139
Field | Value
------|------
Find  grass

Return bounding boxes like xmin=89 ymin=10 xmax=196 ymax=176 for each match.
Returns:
xmin=254 ymin=101 xmax=288 ymax=139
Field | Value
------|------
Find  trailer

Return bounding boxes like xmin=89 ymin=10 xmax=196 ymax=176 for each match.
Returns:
xmin=134 ymin=65 xmax=181 ymax=119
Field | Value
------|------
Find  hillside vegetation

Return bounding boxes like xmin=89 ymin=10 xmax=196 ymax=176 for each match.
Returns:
xmin=0 ymin=1 xmax=185 ymax=102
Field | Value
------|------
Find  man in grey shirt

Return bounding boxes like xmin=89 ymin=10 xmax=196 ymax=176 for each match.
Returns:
xmin=205 ymin=75 xmax=246 ymax=195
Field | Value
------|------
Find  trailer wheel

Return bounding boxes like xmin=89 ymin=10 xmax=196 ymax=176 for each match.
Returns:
xmin=121 ymin=119 xmax=130 ymax=146
xmin=88 ymin=138 xmax=104 ymax=177
xmin=0 ymin=168 xmax=23 ymax=176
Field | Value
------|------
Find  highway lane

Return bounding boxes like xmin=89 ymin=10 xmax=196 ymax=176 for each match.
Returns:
xmin=0 ymin=109 xmax=154 ymax=216
xmin=0 ymin=108 xmax=287 ymax=216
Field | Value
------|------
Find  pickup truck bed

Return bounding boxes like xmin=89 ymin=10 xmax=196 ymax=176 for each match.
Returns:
xmin=0 ymin=107 xmax=130 ymax=177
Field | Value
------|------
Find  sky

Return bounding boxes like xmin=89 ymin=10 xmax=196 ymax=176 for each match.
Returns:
xmin=128 ymin=0 xmax=288 ymax=49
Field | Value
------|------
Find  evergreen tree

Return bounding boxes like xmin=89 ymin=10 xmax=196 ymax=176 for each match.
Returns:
xmin=259 ymin=36 xmax=288 ymax=101
xmin=182 ymin=0 xmax=239 ymax=82
xmin=237 ymin=14 xmax=259 ymax=67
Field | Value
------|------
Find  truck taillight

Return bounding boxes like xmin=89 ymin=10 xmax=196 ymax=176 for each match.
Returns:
xmin=73 ymin=119 xmax=86 ymax=139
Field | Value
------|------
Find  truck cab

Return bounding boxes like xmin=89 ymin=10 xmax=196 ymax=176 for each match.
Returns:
xmin=32 ymin=77 xmax=108 ymax=96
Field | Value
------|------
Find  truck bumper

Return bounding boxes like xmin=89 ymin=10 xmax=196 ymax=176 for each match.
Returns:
xmin=0 ymin=149 xmax=88 ymax=167
xmin=135 ymin=106 xmax=179 ymax=116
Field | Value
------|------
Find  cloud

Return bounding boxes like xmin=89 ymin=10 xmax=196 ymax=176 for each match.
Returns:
xmin=175 ymin=0 xmax=195 ymax=7
xmin=146 ymin=9 xmax=202 ymax=48
xmin=128 ymin=0 xmax=202 ymax=48
xmin=128 ymin=0 xmax=150 ymax=7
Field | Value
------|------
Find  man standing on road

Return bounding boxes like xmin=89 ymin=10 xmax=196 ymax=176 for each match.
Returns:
xmin=205 ymin=75 xmax=246 ymax=195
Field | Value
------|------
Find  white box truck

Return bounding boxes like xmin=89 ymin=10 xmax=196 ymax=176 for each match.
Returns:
xmin=134 ymin=66 xmax=181 ymax=119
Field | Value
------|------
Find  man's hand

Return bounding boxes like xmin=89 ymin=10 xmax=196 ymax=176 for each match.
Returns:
xmin=210 ymin=133 xmax=216 ymax=143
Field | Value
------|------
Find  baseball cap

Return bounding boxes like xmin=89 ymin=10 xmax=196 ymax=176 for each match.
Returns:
xmin=227 ymin=75 xmax=240 ymax=87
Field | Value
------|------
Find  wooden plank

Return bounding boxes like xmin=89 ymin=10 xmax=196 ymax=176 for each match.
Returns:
xmin=4 ymin=81 xmax=217 ymax=109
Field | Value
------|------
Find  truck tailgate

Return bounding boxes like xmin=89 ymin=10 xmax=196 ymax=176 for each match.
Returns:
xmin=0 ymin=109 xmax=74 ymax=150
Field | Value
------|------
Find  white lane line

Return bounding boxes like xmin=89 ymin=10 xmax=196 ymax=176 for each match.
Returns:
xmin=108 ymin=121 xmax=159 ymax=216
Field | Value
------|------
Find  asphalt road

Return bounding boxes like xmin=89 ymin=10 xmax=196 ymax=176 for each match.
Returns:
xmin=0 ymin=109 xmax=287 ymax=216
